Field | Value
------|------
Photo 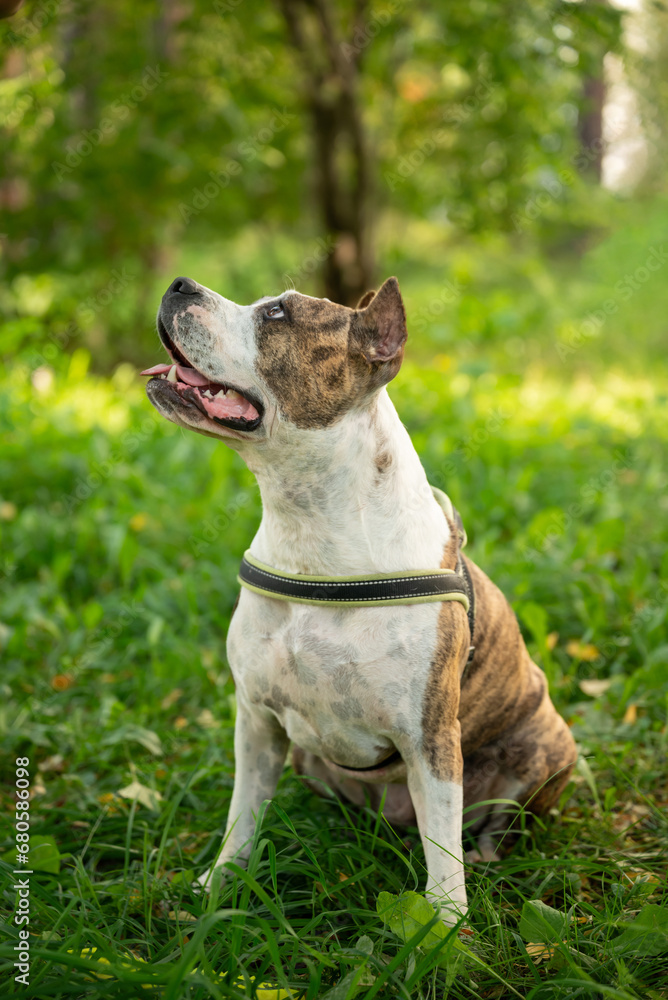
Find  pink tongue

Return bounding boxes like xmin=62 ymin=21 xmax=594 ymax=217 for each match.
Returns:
xmin=140 ymin=363 xmax=172 ymax=376
xmin=201 ymin=393 xmax=259 ymax=422
xmin=139 ymin=362 xmax=211 ymax=387
xmin=139 ymin=362 xmax=259 ymax=422
xmin=175 ymin=364 xmax=211 ymax=387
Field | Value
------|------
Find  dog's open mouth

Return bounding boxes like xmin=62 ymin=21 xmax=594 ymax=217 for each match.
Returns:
xmin=140 ymin=319 xmax=264 ymax=432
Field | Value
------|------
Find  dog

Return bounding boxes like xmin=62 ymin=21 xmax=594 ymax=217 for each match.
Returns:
xmin=141 ymin=274 xmax=577 ymax=924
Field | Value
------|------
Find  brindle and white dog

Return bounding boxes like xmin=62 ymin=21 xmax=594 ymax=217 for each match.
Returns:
xmin=142 ymin=275 xmax=577 ymax=923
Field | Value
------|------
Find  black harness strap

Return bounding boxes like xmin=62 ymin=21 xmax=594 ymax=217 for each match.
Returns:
xmin=238 ymin=556 xmax=472 ymax=606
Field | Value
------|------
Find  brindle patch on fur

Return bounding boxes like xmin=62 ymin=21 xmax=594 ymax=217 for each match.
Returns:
xmin=254 ymin=286 xmax=406 ymax=429
xmin=420 ymin=519 xmax=577 ymax=814
xmin=420 ymin=518 xmax=469 ymax=782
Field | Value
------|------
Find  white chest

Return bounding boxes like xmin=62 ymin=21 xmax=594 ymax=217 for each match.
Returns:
xmin=227 ymin=590 xmax=442 ymax=768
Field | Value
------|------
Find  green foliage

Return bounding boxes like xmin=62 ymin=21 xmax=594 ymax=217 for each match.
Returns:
xmin=1 ymin=2 xmax=667 ymax=996
xmin=0 ymin=0 xmax=623 ymax=363
xmin=1 ymin=289 xmax=667 ymax=994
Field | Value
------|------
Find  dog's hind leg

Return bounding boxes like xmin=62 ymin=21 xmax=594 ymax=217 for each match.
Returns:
xmin=463 ymin=679 xmax=577 ymax=862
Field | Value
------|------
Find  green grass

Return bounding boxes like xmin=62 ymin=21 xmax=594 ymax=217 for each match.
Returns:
xmin=2 ymin=233 xmax=668 ymax=997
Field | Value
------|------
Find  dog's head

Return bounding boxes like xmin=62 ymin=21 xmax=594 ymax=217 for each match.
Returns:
xmin=142 ymin=276 xmax=407 ymax=444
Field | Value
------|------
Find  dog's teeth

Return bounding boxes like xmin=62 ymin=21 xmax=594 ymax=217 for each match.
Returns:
xmin=166 ymin=365 xmax=178 ymax=383
xmin=202 ymin=389 xmax=212 ymax=398
xmin=160 ymin=374 xmax=167 ymax=379
xmin=213 ymin=389 xmax=227 ymax=399
xmin=226 ymin=389 xmax=242 ymax=401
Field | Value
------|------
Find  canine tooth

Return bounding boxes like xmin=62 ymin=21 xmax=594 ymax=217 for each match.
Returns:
xmin=167 ymin=365 xmax=178 ymax=383
xmin=202 ymin=389 xmax=212 ymax=398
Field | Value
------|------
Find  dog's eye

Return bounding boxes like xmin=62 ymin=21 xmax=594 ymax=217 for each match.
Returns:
xmin=264 ymin=303 xmax=284 ymax=320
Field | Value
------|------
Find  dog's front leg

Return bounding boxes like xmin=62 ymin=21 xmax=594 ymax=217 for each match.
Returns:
xmin=404 ymin=727 xmax=467 ymax=924
xmin=197 ymin=701 xmax=289 ymax=892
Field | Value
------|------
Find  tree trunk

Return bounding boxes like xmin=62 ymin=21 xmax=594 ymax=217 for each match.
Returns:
xmin=277 ymin=0 xmax=374 ymax=304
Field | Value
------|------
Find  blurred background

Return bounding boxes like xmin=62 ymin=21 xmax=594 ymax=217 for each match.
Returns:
xmin=1 ymin=1 xmax=667 ymax=803
xmin=3 ymin=0 xmax=668 ymax=371
xmin=1 ymin=6 xmax=667 ymax=993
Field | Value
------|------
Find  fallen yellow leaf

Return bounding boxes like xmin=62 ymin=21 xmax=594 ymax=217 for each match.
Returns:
xmin=525 ymin=941 xmax=557 ymax=963
xmin=161 ymin=687 xmax=183 ymax=710
xmin=117 ymin=780 xmax=163 ymax=812
xmin=566 ymin=640 xmax=600 ymax=661
xmin=196 ymin=708 xmax=219 ymax=729
xmin=546 ymin=631 xmax=559 ymax=650
xmin=51 ymin=673 xmax=74 ymax=691
xmin=623 ymin=703 xmax=638 ymax=724
xmin=579 ymin=678 xmax=612 ymax=697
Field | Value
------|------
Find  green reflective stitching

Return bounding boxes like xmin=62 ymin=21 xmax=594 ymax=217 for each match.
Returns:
xmin=242 ymin=549 xmax=457 ymax=584
xmin=237 ymin=577 xmax=470 ymax=610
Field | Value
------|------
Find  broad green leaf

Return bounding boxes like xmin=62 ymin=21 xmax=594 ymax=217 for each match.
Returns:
xmin=610 ymin=905 xmax=668 ymax=957
xmin=29 ymin=835 xmax=60 ymax=874
xmin=377 ymin=890 xmax=449 ymax=951
xmin=101 ymin=724 xmax=163 ymax=756
xmin=519 ymin=899 xmax=568 ymax=945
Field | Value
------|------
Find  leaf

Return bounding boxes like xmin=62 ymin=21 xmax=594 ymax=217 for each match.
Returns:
xmin=167 ymin=909 xmax=198 ymax=922
xmin=579 ymin=678 xmax=612 ymax=696
xmin=319 ymin=968 xmax=373 ymax=1000
xmin=147 ymin=615 xmax=164 ymax=646
xmin=518 ymin=899 xmax=568 ymax=945
xmin=101 ymin=724 xmax=163 ymax=756
xmin=191 ymin=969 xmax=303 ymax=999
xmin=525 ymin=942 xmax=557 ymax=964
xmin=377 ymin=890 xmax=449 ymax=951
xmin=355 ymin=935 xmax=374 ymax=956
xmin=29 ymin=835 xmax=60 ymax=874
xmin=623 ymin=703 xmax=638 ymax=724
xmin=377 ymin=891 xmax=520 ymax=995
xmin=576 ymin=756 xmax=601 ymax=810
xmin=610 ymin=904 xmax=668 ymax=957
xmin=566 ymin=640 xmax=600 ymax=661
xmin=117 ymin=780 xmax=163 ymax=811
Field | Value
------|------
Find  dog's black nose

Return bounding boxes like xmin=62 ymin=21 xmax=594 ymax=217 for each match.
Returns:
xmin=167 ymin=276 xmax=200 ymax=296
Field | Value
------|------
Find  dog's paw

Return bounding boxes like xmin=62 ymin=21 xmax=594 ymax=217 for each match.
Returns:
xmin=193 ymin=867 xmax=221 ymax=895
xmin=465 ymin=837 xmax=500 ymax=865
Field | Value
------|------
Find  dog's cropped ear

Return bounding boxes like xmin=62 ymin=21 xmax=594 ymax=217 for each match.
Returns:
xmin=350 ymin=277 xmax=407 ymax=365
xmin=356 ymin=289 xmax=376 ymax=309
